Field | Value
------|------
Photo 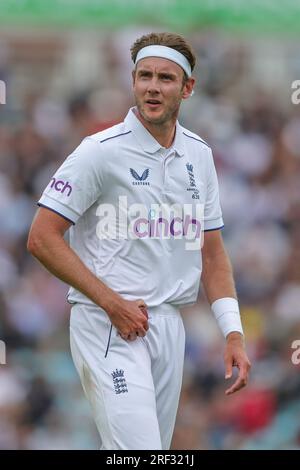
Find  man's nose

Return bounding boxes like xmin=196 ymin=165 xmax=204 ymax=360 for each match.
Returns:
xmin=146 ymin=77 xmax=160 ymax=94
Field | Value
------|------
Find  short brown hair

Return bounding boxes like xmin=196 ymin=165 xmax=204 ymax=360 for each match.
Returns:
xmin=130 ymin=32 xmax=196 ymax=73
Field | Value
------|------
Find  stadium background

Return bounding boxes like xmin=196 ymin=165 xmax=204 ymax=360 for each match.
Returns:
xmin=0 ymin=0 xmax=300 ymax=450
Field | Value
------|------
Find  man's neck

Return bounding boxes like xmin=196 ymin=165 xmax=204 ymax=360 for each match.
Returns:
xmin=134 ymin=109 xmax=177 ymax=149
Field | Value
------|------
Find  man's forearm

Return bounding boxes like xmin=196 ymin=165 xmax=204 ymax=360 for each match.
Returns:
xmin=201 ymin=245 xmax=244 ymax=339
xmin=201 ymin=248 xmax=237 ymax=304
xmin=28 ymin=232 xmax=122 ymax=311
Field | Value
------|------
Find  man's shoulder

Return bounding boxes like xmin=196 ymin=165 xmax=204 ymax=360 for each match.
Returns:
xmin=180 ymin=125 xmax=211 ymax=152
xmin=87 ymin=121 xmax=131 ymax=146
xmin=71 ymin=121 xmax=132 ymax=166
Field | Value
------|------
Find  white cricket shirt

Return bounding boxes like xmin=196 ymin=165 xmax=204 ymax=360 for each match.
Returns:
xmin=38 ymin=108 xmax=224 ymax=307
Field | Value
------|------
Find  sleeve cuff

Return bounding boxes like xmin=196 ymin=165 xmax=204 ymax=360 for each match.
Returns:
xmin=38 ymin=194 xmax=80 ymax=224
xmin=203 ymin=216 xmax=224 ymax=231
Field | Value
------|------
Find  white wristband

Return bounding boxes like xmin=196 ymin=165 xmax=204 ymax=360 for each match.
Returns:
xmin=211 ymin=297 xmax=244 ymax=339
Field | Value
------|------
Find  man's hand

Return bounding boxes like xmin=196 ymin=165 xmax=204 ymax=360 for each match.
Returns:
xmin=105 ymin=297 xmax=149 ymax=342
xmin=223 ymin=332 xmax=251 ymax=395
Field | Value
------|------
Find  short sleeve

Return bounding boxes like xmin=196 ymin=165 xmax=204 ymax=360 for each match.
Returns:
xmin=38 ymin=137 xmax=103 ymax=224
xmin=204 ymin=148 xmax=224 ymax=231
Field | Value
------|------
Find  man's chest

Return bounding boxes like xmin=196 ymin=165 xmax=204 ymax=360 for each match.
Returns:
xmin=94 ymin=151 xmax=206 ymax=245
xmin=102 ymin=152 xmax=206 ymax=208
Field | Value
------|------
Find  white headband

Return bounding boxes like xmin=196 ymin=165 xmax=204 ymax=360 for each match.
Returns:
xmin=135 ymin=45 xmax=192 ymax=78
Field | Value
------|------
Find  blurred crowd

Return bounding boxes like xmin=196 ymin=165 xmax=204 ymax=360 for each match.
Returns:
xmin=0 ymin=27 xmax=300 ymax=449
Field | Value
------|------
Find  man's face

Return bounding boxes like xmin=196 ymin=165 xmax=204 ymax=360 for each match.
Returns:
xmin=132 ymin=57 xmax=194 ymax=125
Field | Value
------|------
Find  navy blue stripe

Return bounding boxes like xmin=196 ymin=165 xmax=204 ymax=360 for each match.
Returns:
xmin=183 ymin=132 xmax=209 ymax=148
xmin=204 ymin=225 xmax=224 ymax=232
xmin=104 ymin=324 xmax=113 ymax=358
xmin=100 ymin=130 xmax=132 ymax=144
xmin=37 ymin=202 xmax=75 ymax=225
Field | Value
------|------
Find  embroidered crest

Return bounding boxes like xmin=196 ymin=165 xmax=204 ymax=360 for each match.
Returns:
xmin=111 ymin=369 xmax=128 ymax=394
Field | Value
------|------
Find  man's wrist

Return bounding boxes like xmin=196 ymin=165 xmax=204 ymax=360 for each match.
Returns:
xmin=211 ymin=297 xmax=244 ymax=339
xmin=98 ymin=286 xmax=123 ymax=316
xmin=226 ymin=331 xmax=244 ymax=342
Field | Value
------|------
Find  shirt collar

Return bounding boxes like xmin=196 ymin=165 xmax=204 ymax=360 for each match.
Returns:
xmin=124 ymin=107 xmax=184 ymax=157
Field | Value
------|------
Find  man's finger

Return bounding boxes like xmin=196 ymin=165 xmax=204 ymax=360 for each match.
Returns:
xmin=119 ymin=332 xmax=128 ymax=340
xmin=136 ymin=326 xmax=147 ymax=337
xmin=127 ymin=332 xmax=138 ymax=342
xmin=120 ymin=332 xmax=137 ymax=341
xmin=225 ymin=366 xmax=248 ymax=395
xmin=224 ymin=357 xmax=233 ymax=379
xmin=120 ymin=328 xmax=147 ymax=341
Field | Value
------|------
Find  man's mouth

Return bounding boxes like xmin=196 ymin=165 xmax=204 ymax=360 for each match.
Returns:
xmin=145 ymin=99 xmax=162 ymax=107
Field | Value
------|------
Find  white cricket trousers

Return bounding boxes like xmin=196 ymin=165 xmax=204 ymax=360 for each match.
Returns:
xmin=70 ymin=302 xmax=185 ymax=450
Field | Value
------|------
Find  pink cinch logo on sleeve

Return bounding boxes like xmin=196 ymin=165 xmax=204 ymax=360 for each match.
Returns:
xmin=49 ymin=177 xmax=72 ymax=196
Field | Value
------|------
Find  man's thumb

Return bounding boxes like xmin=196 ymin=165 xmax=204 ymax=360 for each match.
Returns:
xmin=136 ymin=299 xmax=147 ymax=308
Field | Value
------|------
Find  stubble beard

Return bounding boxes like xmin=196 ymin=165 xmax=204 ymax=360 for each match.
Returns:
xmin=135 ymin=94 xmax=182 ymax=127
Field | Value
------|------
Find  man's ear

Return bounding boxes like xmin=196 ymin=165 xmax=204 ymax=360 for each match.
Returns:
xmin=132 ymin=69 xmax=136 ymax=86
xmin=182 ymin=77 xmax=195 ymax=99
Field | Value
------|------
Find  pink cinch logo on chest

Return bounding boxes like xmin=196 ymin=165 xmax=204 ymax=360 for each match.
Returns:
xmin=49 ymin=177 xmax=72 ymax=196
